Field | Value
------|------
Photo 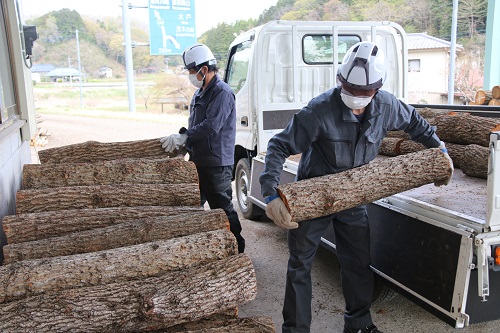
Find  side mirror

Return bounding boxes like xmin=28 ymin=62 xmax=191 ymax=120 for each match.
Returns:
xmin=23 ymin=25 xmax=38 ymax=56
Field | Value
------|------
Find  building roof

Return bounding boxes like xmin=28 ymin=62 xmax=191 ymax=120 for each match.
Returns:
xmin=46 ymin=68 xmax=84 ymax=77
xmin=31 ymin=63 xmax=55 ymax=73
xmin=407 ymin=33 xmax=463 ymax=51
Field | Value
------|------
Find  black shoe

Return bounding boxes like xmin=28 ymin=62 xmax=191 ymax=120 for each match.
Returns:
xmin=344 ymin=324 xmax=383 ymax=333
xmin=237 ymin=239 xmax=245 ymax=253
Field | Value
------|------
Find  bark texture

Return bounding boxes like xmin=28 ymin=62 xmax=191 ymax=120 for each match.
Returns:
xmin=455 ymin=144 xmax=489 ymax=179
xmin=379 ymin=137 xmax=425 ymax=156
xmin=3 ymin=209 xmax=229 ymax=263
xmin=22 ymin=158 xmax=198 ymax=189
xmin=15 ymin=183 xmax=200 ymax=214
xmin=0 ymin=230 xmax=237 ymax=303
xmin=433 ymin=113 xmax=500 ymax=147
xmin=37 ymin=138 xmax=175 ymax=164
xmin=278 ymin=149 xmax=453 ymax=222
xmin=3 ymin=206 xmax=204 ymax=244
xmin=0 ymin=254 xmax=257 ymax=333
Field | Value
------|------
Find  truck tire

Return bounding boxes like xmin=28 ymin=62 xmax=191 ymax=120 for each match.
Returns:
xmin=235 ymin=158 xmax=264 ymax=220
xmin=372 ymin=276 xmax=397 ymax=304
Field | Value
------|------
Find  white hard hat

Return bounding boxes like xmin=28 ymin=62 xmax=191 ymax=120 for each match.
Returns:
xmin=182 ymin=43 xmax=216 ymax=70
xmin=337 ymin=41 xmax=386 ymax=90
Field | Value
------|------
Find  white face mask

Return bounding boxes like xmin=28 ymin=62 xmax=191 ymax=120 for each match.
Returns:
xmin=189 ymin=68 xmax=205 ymax=88
xmin=340 ymin=89 xmax=373 ymax=110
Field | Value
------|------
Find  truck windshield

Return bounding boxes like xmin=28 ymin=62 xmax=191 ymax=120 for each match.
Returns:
xmin=303 ymin=35 xmax=361 ymax=64
xmin=226 ymin=40 xmax=252 ymax=94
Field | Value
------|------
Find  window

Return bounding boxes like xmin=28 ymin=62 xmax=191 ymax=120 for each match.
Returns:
xmin=409 ymin=59 xmax=421 ymax=72
xmin=303 ymin=35 xmax=361 ymax=64
xmin=226 ymin=40 xmax=252 ymax=94
xmin=0 ymin=2 xmax=16 ymax=125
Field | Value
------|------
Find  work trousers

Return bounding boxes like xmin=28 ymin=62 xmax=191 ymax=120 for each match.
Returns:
xmin=196 ymin=166 xmax=245 ymax=245
xmin=282 ymin=205 xmax=374 ymax=333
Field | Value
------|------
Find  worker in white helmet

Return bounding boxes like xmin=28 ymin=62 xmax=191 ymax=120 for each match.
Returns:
xmin=161 ymin=43 xmax=245 ymax=253
xmin=260 ymin=41 xmax=453 ymax=333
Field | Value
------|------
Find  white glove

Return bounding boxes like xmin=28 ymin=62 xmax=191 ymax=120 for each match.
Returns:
xmin=434 ymin=141 xmax=454 ymax=186
xmin=160 ymin=133 xmax=188 ymax=153
xmin=265 ymin=196 xmax=298 ymax=229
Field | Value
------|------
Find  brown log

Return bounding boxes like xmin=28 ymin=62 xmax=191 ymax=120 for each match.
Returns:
xmin=157 ymin=316 xmax=276 ymax=333
xmin=445 ymin=143 xmax=467 ymax=169
xmin=475 ymin=89 xmax=493 ymax=105
xmin=3 ymin=206 xmax=204 ymax=244
xmin=22 ymin=158 xmax=198 ymax=190
xmin=277 ymin=149 xmax=452 ymax=222
xmin=417 ymin=107 xmax=455 ymax=124
xmin=37 ymin=138 xmax=176 ymax=164
xmin=15 ymin=183 xmax=200 ymax=214
xmin=489 ymin=99 xmax=500 ymax=106
xmin=0 ymin=229 xmax=237 ymax=303
xmin=3 ymin=209 xmax=229 ymax=263
xmin=379 ymin=137 xmax=425 ymax=156
xmin=459 ymin=144 xmax=489 ymax=179
xmin=0 ymin=254 xmax=257 ymax=333
xmin=433 ymin=113 xmax=500 ymax=147
xmin=493 ymin=85 xmax=500 ymax=99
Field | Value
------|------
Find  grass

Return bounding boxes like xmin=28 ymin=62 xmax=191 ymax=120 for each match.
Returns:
xmin=33 ymin=77 xmax=189 ymax=125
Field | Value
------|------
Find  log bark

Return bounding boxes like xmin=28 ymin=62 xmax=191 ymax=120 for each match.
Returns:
xmin=3 ymin=206 xmax=204 ymax=244
xmin=22 ymin=158 xmax=198 ymax=190
xmin=379 ymin=137 xmax=425 ymax=156
xmin=15 ymin=183 xmax=200 ymax=214
xmin=458 ymin=144 xmax=489 ymax=179
xmin=445 ymin=143 xmax=467 ymax=169
xmin=3 ymin=209 xmax=229 ymax=263
xmin=0 ymin=229 xmax=237 ymax=303
xmin=493 ymin=85 xmax=500 ymax=99
xmin=37 ymin=138 xmax=176 ymax=164
xmin=433 ymin=113 xmax=500 ymax=147
xmin=277 ymin=149 xmax=452 ymax=222
xmin=157 ymin=316 xmax=275 ymax=333
xmin=475 ymin=89 xmax=493 ymax=105
xmin=0 ymin=254 xmax=257 ymax=333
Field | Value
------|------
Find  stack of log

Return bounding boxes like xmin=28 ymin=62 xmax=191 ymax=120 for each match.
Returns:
xmin=0 ymin=139 xmax=275 ymax=333
xmin=380 ymin=108 xmax=500 ymax=179
xmin=470 ymin=86 xmax=500 ymax=106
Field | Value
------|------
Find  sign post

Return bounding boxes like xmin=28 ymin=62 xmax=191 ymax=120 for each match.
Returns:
xmin=149 ymin=0 xmax=196 ymax=56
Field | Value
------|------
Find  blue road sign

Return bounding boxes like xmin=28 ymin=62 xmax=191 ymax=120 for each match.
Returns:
xmin=149 ymin=0 xmax=196 ymax=56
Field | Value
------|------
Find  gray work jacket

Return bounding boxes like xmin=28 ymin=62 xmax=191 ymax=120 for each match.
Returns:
xmin=260 ymin=88 xmax=441 ymax=198
xmin=185 ymin=74 xmax=236 ymax=167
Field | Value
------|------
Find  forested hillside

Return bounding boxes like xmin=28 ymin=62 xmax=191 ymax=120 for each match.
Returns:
xmin=28 ymin=0 xmax=488 ymax=78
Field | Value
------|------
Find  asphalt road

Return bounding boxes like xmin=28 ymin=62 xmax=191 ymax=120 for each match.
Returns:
xmin=34 ymin=112 xmax=500 ymax=333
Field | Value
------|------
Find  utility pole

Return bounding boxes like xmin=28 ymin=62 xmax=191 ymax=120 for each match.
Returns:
xmin=447 ymin=0 xmax=458 ymax=105
xmin=122 ymin=0 xmax=136 ymax=112
xmin=76 ymin=29 xmax=83 ymax=107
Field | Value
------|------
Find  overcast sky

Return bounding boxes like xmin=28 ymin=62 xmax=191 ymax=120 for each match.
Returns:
xmin=21 ymin=0 xmax=278 ymax=36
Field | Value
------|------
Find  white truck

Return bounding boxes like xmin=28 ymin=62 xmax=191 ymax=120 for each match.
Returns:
xmin=223 ymin=20 xmax=500 ymax=328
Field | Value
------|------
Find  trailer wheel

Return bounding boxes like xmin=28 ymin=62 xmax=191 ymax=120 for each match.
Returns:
xmin=235 ymin=158 xmax=264 ymax=219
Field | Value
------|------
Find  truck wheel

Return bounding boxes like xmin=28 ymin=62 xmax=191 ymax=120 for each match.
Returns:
xmin=235 ymin=158 xmax=264 ymax=219
xmin=372 ymin=276 xmax=397 ymax=304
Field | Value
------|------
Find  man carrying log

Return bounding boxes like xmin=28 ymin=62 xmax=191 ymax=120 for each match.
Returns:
xmin=259 ymin=41 xmax=453 ymax=333
xmin=160 ymin=44 xmax=245 ymax=253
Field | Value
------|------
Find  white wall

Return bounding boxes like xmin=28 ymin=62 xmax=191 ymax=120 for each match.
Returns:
xmin=408 ymin=49 xmax=449 ymax=104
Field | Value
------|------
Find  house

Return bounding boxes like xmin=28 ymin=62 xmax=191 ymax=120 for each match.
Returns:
xmin=46 ymin=67 xmax=85 ymax=82
xmin=407 ymin=33 xmax=464 ymax=104
xmin=31 ymin=63 xmax=55 ymax=75
xmin=99 ymin=66 xmax=113 ymax=78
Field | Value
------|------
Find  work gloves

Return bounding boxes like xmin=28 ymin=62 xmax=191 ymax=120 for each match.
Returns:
xmin=434 ymin=141 xmax=454 ymax=187
xmin=265 ymin=195 xmax=298 ymax=229
xmin=160 ymin=133 xmax=188 ymax=153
